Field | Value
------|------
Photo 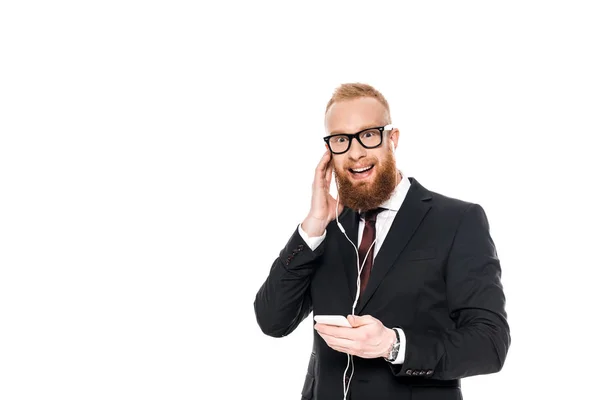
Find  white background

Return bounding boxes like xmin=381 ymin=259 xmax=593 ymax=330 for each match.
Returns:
xmin=1 ymin=1 xmax=599 ymax=399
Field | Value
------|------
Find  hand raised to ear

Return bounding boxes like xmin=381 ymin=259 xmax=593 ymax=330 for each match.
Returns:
xmin=301 ymin=150 xmax=344 ymax=237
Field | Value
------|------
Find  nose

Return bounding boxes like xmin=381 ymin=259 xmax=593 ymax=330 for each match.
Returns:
xmin=347 ymin=137 xmax=367 ymax=160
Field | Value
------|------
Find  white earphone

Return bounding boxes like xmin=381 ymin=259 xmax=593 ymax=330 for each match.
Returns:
xmin=329 ymin=127 xmax=397 ymax=398
xmin=333 ymin=173 xmax=394 ymax=400
xmin=335 ymin=187 xmax=374 ymax=400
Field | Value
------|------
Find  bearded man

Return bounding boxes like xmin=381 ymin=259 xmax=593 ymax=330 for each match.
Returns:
xmin=254 ymin=83 xmax=510 ymax=400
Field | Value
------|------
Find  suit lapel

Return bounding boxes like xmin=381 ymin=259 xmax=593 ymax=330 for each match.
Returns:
xmin=356 ymin=178 xmax=433 ymax=314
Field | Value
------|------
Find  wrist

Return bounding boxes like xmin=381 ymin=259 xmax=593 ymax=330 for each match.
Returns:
xmin=301 ymin=215 xmax=327 ymax=237
xmin=381 ymin=328 xmax=397 ymax=358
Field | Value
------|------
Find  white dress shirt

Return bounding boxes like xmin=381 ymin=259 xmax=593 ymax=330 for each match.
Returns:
xmin=298 ymin=171 xmax=411 ymax=364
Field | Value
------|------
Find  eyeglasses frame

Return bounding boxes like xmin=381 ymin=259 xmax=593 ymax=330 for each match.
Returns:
xmin=323 ymin=124 xmax=394 ymax=155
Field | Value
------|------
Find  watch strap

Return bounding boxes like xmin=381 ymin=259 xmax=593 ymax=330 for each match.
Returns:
xmin=385 ymin=328 xmax=401 ymax=362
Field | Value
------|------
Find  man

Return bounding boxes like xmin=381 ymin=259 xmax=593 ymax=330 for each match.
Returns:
xmin=254 ymin=83 xmax=510 ymax=400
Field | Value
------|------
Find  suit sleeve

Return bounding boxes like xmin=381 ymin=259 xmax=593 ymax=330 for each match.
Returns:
xmin=253 ymin=228 xmax=325 ymax=337
xmin=389 ymin=203 xmax=511 ymax=380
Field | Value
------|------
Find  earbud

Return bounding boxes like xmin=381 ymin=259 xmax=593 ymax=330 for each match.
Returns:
xmin=391 ymin=141 xmax=396 ymax=151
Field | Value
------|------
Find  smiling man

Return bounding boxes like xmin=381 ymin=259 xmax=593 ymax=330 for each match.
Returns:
xmin=254 ymin=83 xmax=510 ymax=400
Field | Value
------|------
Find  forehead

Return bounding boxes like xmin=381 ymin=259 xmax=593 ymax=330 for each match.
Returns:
xmin=325 ymin=97 xmax=389 ymax=134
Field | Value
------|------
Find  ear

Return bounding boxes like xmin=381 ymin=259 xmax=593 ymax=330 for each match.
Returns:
xmin=390 ymin=128 xmax=400 ymax=151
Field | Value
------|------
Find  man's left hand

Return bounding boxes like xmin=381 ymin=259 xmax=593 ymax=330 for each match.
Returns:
xmin=314 ymin=314 xmax=396 ymax=359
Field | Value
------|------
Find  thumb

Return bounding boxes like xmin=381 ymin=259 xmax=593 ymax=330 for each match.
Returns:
xmin=328 ymin=194 xmax=343 ymax=219
xmin=331 ymin=194 xmax=343 ymax=213
xmin=347 ymin=314 xmax=372 ymax=327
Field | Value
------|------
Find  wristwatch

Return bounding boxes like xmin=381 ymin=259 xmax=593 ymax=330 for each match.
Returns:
xmin=385 ymin=328 xmax=401 ymax=362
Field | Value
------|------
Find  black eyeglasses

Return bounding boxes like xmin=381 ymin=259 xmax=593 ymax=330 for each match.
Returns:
xmin=323 ymin=124 xmax=393 ymax=155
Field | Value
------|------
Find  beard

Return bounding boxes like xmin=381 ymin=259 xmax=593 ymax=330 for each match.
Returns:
xmin=334 ymin=150 xmax=399 ymax=212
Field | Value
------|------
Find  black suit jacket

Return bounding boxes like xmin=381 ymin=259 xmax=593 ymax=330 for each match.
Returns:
xmin=254 ymin=177 xmax=510 ymax=400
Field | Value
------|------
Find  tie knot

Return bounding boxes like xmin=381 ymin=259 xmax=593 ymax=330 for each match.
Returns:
xmin=362 ymin=207 xmax=384 ymax=222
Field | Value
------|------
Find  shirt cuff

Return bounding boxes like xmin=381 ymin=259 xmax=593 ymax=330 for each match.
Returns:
xmin=297 ymin=224 xmax=326 ymax=251
xmin=389 ymin=328 xmax=407 ymax=365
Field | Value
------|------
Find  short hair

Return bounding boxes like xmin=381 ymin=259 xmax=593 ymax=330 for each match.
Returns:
xmin=325 ymin=83 xmax=390 ymax=117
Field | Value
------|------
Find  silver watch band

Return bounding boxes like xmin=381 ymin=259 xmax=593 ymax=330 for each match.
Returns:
xmin=385 ymin=328 xmax=401 ymax=362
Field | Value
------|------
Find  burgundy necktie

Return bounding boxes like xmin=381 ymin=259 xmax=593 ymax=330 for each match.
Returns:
xmin=358 ymin=208 xmax=384 ymax=295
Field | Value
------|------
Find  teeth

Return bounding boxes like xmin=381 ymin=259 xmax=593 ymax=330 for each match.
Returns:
xmin=352 ymin=165 xmax=373 ymax=173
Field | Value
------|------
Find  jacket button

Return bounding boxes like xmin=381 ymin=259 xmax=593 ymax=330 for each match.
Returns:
xmin=426 ymin=370 xmax=433 ymax=375
xmin=406 ymin=369 xmax=413 ymax=375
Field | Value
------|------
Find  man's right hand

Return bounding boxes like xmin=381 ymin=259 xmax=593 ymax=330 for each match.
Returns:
xmin=301 ymin=150 xmax=344 ymax=237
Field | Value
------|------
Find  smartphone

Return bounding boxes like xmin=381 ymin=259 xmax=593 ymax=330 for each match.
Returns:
xmin=314 ymin=315 xmax=352 ymax=327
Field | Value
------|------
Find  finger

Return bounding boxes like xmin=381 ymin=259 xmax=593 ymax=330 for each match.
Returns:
xmin=315 ymin=323 xmax=345 ymax=336
xmin=317 ymin=332 xmax=357 ymax=355
xmin=329 ymin=193 xmax=343 ymax=211
xmin=314 ymin=323 xmax=339 ymax=335
xmin=337 ymin=198 xmax=344 ymax=214
xmin=320 ymin=156 xmax=332 ymax=186
xmin=315 ymin=324 xmax=358 ymax=340
xmin=324 ymin=158 xmax=334 ymax=188
xmin=347 ymin=314 xmax=375 ymax=327
xmin=320 ymin=333 xmax=358 ymax=352
xmin=330 ymin=346 xmax=358 ymax=356
xmin=314 ymin=323 xmax=343 ymax=336
xmin=315 ymin=150 xmax=331 ymax=177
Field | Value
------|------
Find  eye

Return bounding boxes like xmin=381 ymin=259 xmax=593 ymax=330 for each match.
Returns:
xmin=361 ymin=129 xmax=379 ymax=139
xmin=331 ymin=136 xmax=347 ymax=144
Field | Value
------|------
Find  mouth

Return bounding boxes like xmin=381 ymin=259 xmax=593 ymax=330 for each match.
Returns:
xmin=348 ymin=164 xmax=375 ymax=179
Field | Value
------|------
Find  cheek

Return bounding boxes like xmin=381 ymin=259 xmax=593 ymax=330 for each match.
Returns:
xmin=373 ymin=150 xmax=390 ymax=165
xmin=333 ymin=156 xmax=347 ymax=172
